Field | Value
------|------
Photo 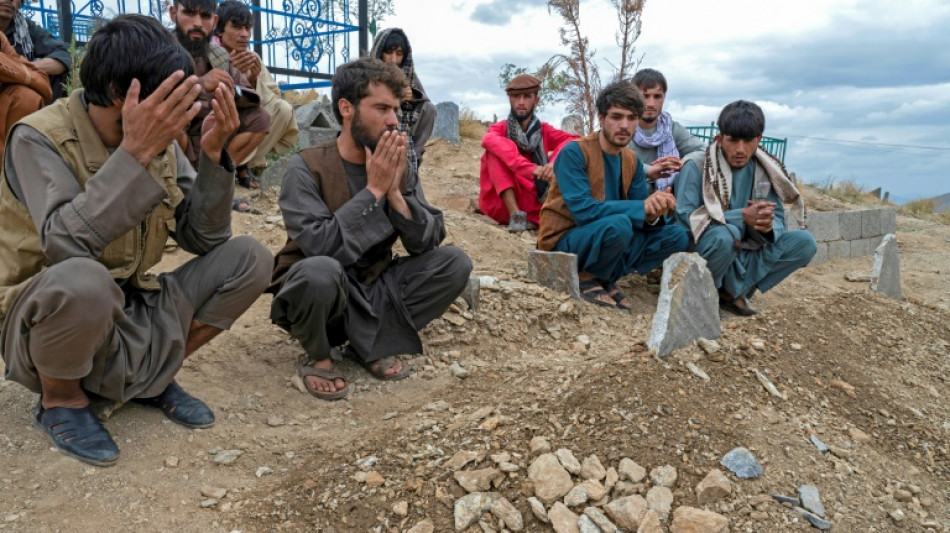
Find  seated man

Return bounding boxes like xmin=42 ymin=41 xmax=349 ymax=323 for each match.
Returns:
xmin=0 ymin=0 xmax=70 ymax=100
xmin=170 ymin=0 xmax=270 ymax=189
xmin=538 ymin=81 xmax=689 ymax=309
xmin=213 ymin=1 xmax=298 ymax=177
xmin=371 ymin=28 xmax=436 ymax=169
xmin=0 ymin=30 xmax=51 ymax=163
xmin=268 ymin=57 xmax=471 ymax=401
xmin=0 ymin=14 xmax=272 ymax=467
xmin=674 ymin=100 xmax=816 ymax=316
xmin=627 ymin=68 xmax=705 ymax=192
xmin=479 ymin=74 xmax=576 ymax=232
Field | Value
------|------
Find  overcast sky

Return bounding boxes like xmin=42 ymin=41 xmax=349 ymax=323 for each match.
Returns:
xmin=382 ymin=0 xmax=950 ymax=202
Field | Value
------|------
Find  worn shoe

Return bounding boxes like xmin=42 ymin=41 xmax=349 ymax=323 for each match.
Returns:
xmin=133 ymin=381 xmax=215 ymax=429
xmin=507 ymin=210 xmax=528 ymax=232
xmin=34 ymin=402 xmax=120 ymax=467
xmin=719 ymin=295 xmax=759 ymax=316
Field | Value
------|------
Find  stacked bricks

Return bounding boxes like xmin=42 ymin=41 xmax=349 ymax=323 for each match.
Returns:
xmin=788 ymin=208 xmax=897 ymax=265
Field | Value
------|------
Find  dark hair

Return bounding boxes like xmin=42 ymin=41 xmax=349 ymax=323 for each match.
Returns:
xmin=215 ymin=0 xmax=253 ymax=35
xmin=631 ymin=68 xmax=667 ymax=93
xmin=174 ymin=0 xmax=216 ymax=14
xmin=381 ymin=31 xmax=409 ymax=55
xmin=596 ymin=81 xmax=644 ymax=117
xmin=81 ymin=14 xmax=195 ymax=107
xmin=331 ymin=57 xmax=408 ymax=123
xmin=717 ymin=100 xmax=765 ymax=140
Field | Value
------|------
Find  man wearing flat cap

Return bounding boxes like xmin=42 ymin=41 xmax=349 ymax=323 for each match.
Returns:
xmin=478 ymin=73 xmax=577 ymax=232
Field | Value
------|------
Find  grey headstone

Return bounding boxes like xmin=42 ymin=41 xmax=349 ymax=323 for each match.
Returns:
xmin=838 ymin=210 xmax=863 ymax=240
xmin=804 ymin=211 xmax=840 ymax=242
xmin=809 ymin=242 xmax=828 ymax=265
xmin=294 ymin=101 xmax=341 ymax=149
xmin=870 ymin=187 xmax=882 ymax=200
xmin=720 ymin=447 xmax=762 ymax=479
xmin=883 ymin=191 xmax=890 ymax=203
xmin=871 ymin=234 xmax=901 ymax=299
xmin=561 ymin=114 xmax=585 ymax=135
xmin=861 ymin=209 xmax=882 ymax=238
xmin=259 ymin=152 xmax=295 ymax=190
xmin=461 ymin=275 xmax=480 ymax=311
xmin=828 ymin=240 xmax=850 ymax=259
xmin=880 ymin=207 xmax=897 ymax=235
xmin=850 ymin=236 xmax=878 ymax=258
xmin=527 ymin=250 xmax=580 ymax=299
xmin=647 ymin=253 xmax=721 ymax=358
xmin=432 ymin=101 xmax=459 ymax=144
xmin=798 ymin=485 xmax=826 ymax=518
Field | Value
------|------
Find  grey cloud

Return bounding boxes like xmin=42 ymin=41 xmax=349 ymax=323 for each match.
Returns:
xmin=470 ymin=0 xmax=549 ymax=26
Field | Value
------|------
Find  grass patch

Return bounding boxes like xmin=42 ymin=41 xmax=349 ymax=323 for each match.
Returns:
xmin=807 ymin=177 xmax=876 ymax=205
xmin=459 ymin=106 xmax=487 ymax=140
xmin=898 ymin=198 xmax=937 ymax=217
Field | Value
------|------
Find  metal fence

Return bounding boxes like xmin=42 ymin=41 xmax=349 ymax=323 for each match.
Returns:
xmin=686 ymin=122 xmax=788 ymax=163
xmin=23 ymin=0 xmax=367 ymax=89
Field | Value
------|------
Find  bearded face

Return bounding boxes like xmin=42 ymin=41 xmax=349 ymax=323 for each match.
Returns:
xmin=174 ymin=24 xmax=210 ymax=58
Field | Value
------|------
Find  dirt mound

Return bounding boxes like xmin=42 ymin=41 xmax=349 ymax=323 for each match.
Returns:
xmin=1 ymin=139 xmax=948 ymax=533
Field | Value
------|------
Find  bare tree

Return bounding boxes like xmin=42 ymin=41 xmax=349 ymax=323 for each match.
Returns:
xmin=543 ymin=0 xmax=601 ymax=133
xmin=612 ymin=0 xmax=644 ymax=83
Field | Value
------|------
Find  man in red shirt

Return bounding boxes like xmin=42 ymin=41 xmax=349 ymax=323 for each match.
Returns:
xmin=478 ymin=74 xmax=577 ymax=232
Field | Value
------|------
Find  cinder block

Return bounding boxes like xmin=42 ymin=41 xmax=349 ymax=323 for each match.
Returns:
xmin=839 ymin=211 xmax=863 ymax=240
xmin=809 ymin=242 xmax=828 ymax=266
xmin=828 ymin=240 xmax=850 ymax=259
xmin=527 ymin=250 xmax=580 ymax=299
xmin=804 ymin=211 xmax=840 ymax=242
xmin=850 ymin=236 xmax=880 ymax=258
xmin=880 ymin=208 xmax=897 ymax=235
xmin=861 ymin=209 xmax=882 ymax=238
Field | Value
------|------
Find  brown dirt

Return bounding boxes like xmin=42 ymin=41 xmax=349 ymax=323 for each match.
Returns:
xmin=1 ymin=139 xmax=948 ymax=532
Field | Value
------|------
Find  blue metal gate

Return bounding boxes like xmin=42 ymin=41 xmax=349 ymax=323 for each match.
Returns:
xmin=24 ymin=0 xmax=368 ymax=89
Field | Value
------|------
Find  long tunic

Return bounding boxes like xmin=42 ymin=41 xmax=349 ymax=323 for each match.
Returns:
xmin=478 ymin=120 xmax=576 ymax=225
xmin=551 ymin=142 xmax=688 ymax=281
xmin=675 ymin=160 xmax=815 ymax=297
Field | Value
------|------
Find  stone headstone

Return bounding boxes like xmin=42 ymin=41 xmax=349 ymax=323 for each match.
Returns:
xmin=259 ymin=151 xmax=296 ymax=190
xmin=433 ymin=101 xmax=459 ymax=144
xmin=870 ymin=234 xmax=901 ymax=299
xmin=461 ymin=275 xmax=480 ymax=311
xmin=527 ymin=250 xmax=580 ymax=299
xmin=294 ymin=101 xmax=340 ymax=149
xmin=561 ymin=114 xmax=585 ymax=135
xmin=870 ymin=187 xmax=882 ymax=200
xmin=647 ymin=253 xmax=720 ymax=358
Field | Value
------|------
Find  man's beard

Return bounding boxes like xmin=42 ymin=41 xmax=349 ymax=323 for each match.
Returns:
xmin=510 ymin=105 xmax=535 ymax=123
xmin=174 ymin=26 xmax=210 ymax=58
xmin=350 ymin=107 xmax=391 ymax=152
xmin=640 ymin=112 xmax=658 ymax=125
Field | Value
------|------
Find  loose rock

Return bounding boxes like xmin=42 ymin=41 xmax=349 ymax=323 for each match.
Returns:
xmin=528 ymin=496 xmax=550 ymax=523
xmin=454 ymin=492 xmax=496 ymax=531
xmin=580 ymin=455 xmax=607 ymax=481
xmin=618 ymin=458 xmax=646 ymax=483
xmin=548 ymin=502 xmax=581 ymax=533
xmin=646 ymin=486 xmax=673 ymax=521
xmin=454 ymin=468 xmax=502 ymax=493
xmin=491 ymin=496 xmax=524 ymax=531
xmin=720 ymin=447 xmax=763 ymax=479
xmin=695 ymin=469 xmax=732 ymax=505
xmin=637 ymin=509 xmax=663 ymax=533
xmin=583 ymin=506 xmax=618 ymax=533
xmin=604 ymin=495 xmax=648 ymax=530
xmin=555 ymin=448 xmax=582 ymax=474
xmin=212 ymin=449 xmax=244 ymax=466
xmin=528 ymin=453 xmax=575 ymax=504
xmin=650 ymin=465 xmax=677 ymax=488
xmin=798 ymin=485 xmax=825 ymax=518
xmin=670 ymin=506 xmax=729 ymax=533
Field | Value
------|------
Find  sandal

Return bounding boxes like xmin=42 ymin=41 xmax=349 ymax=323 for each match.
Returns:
xmin=232 ymin=198 xmax=251 ymax=213
xmin=296 ymin=359 xmax=350 ymax=401
xmin=236 ymin=165 xmax=261 ymax=189
xmin=579 ymin=278 xmax=616 ymax=308
xmin=601 ymin=281 xmax=632 ymax=310
xmin=355 ymin=354 xmax=411 ymax=381
xmin=719 ymin=295 xmax=759 ymax=316
xmin=34 ymin=401 xmax=120 ymax=467
xmin=132 ymin=381 xmax=215 ymax=429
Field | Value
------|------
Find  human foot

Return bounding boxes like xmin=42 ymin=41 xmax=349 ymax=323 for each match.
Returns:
xmin=365 ymin=355 xmax=411 ymax=381
xmin=602 ymin=281 xmax=632 ymax=310
xmin=579 ymin=278 xmax=617 ymax=308
xmin=297 ymin=358 xmax=349 ymax=401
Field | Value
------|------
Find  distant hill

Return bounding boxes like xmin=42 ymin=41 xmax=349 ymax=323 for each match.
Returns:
xmin=931 ymin=192 xmax=950 ymax=213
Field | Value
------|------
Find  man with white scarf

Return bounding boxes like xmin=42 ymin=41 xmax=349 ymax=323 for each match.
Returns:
xmin=674 ymin=100 xmax=816 ymax=316
xmin=0 ymin=0 xmax=70 ymax=101
xmin=627 ymin=69 xmax=705 ymax=193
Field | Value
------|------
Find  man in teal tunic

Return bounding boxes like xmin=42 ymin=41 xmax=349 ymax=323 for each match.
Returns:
xmin=537 ymin=81 xmax=689 ymax=310
xmin=674 ymin=100 xmax=816 ymax=315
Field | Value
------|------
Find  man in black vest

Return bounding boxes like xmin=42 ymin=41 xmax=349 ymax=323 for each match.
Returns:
xmin=269 ymin=57 xmax=471 ymax=401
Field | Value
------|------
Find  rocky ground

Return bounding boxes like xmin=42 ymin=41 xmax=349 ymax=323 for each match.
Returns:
xmin=1 ymin=138 xmax=948 ymax=533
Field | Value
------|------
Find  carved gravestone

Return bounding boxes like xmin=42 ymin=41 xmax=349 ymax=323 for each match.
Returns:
xmin=433 ymin=101 xmax=459 ymax=144
xmin=870 ymin=233 xmax=901 ymax=299
xmin=648 ymin=253 xmax=721 ymax=358
xmin=527 ymin=250 xmax=580 ymax=300
xmin=294 ymin=101 xmax=340 ymax=149
xmin=560 ymin=114 xmax=584 ymax=135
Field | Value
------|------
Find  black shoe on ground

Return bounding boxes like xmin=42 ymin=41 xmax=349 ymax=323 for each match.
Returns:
xmin=133 ymin=381 xmax=215 ymax=429
xmin=34 ymin=402 xmax=120 ymax=467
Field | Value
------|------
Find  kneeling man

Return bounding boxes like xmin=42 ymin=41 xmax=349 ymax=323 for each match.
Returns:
xmin=269 ymin=58 xmax=471 ymax=401
xmin=0 ymin=15 xmax=272 ymax=466
xmin=674 ymin=100 xmax=816 ymax=315
xmin=538 ymin=81 xmax=689 ymax=310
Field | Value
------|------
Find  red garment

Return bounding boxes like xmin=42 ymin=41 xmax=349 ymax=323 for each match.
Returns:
xmin=478 ymin=120 xmax=577 ymax=225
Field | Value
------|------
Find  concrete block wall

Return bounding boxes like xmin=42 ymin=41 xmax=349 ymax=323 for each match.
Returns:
xmin=789 ymin=208 xmax=896 ymax=265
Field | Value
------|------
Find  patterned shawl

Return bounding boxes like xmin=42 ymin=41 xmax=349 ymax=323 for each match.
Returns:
xmin=634 ymin=111 xmax=678 ymax=190
xmin=506 ymin=113 xmax=549 ymax=202
xmin=11 ymin=12 xmax=34 ymax=60
xmin=370 ymin=27 xmax=419 ymax=173
xmin=688 ymin=139 xmax=806 ymax=242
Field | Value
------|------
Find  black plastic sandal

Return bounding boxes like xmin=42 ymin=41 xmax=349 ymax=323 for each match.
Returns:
xmin=34 ymin=402 xmax=120 ymax=467
xmin=133 ymin=381 xmax=215 ymax=429
xmin=579 ymin=279 xmax=616 ymax=308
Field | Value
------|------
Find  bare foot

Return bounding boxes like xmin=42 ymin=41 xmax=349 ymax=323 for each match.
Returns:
xmin=369 ymin=356 xmax=406 ymax=378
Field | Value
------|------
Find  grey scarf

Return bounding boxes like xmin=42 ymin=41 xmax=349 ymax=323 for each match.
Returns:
xmin=506 ymin=112 xmax=549 ymax=202
xmin=11 ymin=12 xmax=33 ymax=60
